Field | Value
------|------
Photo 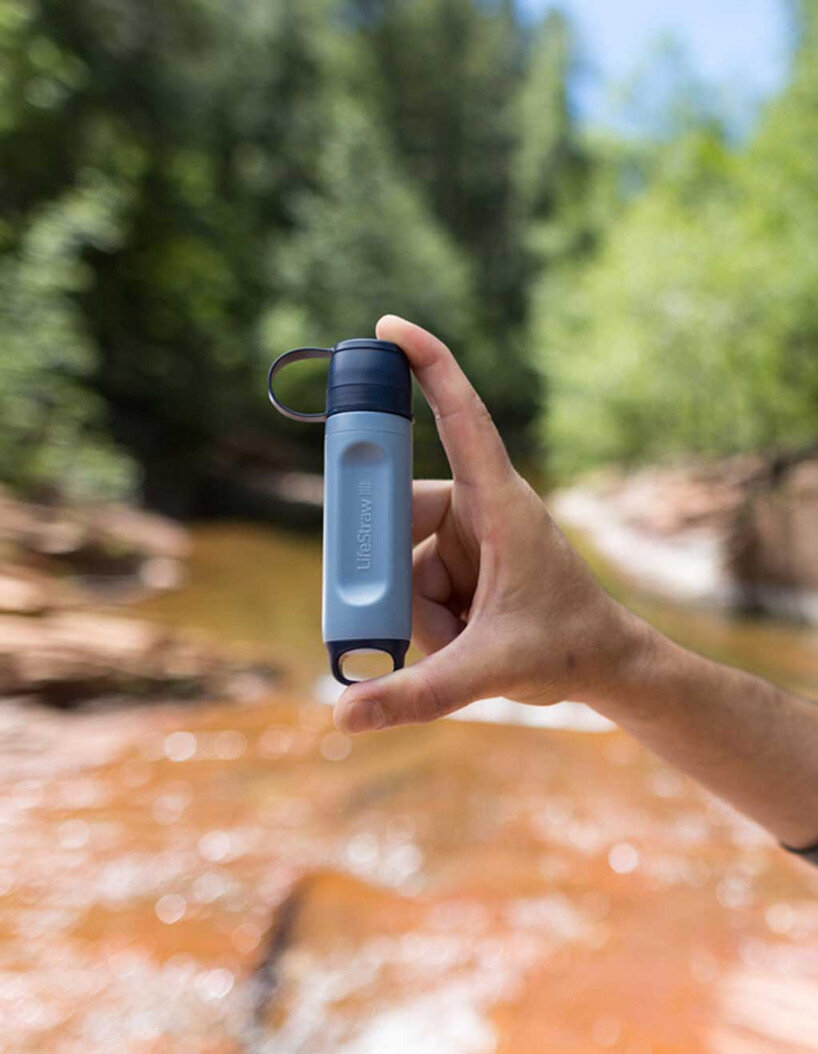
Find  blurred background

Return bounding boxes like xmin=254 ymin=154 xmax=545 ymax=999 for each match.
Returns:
xmin=1 ymin=0 xmax=817 ymax=1051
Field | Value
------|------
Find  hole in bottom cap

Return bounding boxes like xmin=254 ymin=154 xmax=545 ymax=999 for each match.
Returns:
xmin=339 ymin=649 xmax=396 ymax=683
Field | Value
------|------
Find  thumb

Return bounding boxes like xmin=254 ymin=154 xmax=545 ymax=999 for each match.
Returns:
xmin=375 ymin=314 xmax=511 ymax=491
xmin=333 ymin=634 xmax=492 ymax=733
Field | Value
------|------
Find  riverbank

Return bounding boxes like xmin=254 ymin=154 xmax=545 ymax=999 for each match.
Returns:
xmin=553 ymin=453 xmax=818 ymax=625
xmin=0 ymin=486 xmax=279 ymax=707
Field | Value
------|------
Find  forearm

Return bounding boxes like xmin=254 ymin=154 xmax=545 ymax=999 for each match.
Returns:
xmin=586 ymin=610 xmax=818 ymax=849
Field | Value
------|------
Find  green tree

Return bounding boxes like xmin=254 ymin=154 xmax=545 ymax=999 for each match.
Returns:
xmin=0 ymin=174 xmax=134 ymax=496
xmin=1 ymin=0 xmax=588 ymax=505
xmin=267 ymin=98 xmax=473 ymax=346
xmin=347 ymin=0 xmax=553 ymax=463
xmin=537 ymin=1 xmax=818 ymax=475
xmin=351 ymin=0 xmax=522 ymax=322
xmin=0 ymin=0 xmax=342 ymax=510
xmin=262 ymin=94 xmax=475 ymax=474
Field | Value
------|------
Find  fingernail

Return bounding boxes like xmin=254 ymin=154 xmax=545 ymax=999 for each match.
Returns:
xmin=345 ymin=699 xmax=385 ymax=733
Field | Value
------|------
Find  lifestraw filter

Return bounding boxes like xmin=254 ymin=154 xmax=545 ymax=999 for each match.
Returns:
xmin=267 ymin=339 xmax=412 ymax=685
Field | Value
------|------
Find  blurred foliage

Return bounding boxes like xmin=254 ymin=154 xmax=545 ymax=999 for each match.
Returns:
xmin=350 ymin=0 xmax=525 ymax=327
xmin=1 ymin=0 xmax=581 ymax=509
xmin=0 ymin=172 xmax=135 ymax=496
xmin=538 ymin=1 xmax=818 ymax=476
xmin=1 ymin=0 xmax=816 ymax=506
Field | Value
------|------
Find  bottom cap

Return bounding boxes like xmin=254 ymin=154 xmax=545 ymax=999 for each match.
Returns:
xmin=327 ymin=639 xmax=410 ymax=686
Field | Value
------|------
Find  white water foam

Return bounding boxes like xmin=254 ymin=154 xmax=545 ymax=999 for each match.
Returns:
xmin=313 ymin=675 xmax=614 ymax=733
xmin=553 ymin=487 xmax=726 ymax=604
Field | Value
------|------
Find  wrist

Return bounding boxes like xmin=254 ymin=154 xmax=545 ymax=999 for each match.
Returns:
xmin=580 ymin=602 xmax=661 ymax=721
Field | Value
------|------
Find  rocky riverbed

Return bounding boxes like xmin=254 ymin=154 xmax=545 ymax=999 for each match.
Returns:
xmin=3 ymin=689 xmax=818 ymax=1053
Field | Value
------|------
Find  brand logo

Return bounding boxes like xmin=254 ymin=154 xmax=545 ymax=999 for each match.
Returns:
xmin=356 ymin=480 xmax=373 ymax=571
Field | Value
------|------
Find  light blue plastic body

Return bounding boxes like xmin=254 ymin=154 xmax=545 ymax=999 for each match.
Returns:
xmin=322 ymin=410 xmax=412 ymax=649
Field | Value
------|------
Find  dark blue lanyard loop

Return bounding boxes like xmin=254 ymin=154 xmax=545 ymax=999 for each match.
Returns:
xmin=266 ymin=346 xmax=332 ymax=423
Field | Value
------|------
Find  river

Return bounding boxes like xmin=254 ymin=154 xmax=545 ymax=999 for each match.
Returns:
xmin=2 ymin=519 xmax=817 ymax=1053
xmin=135 ymin=520 xmax=818 ymax=700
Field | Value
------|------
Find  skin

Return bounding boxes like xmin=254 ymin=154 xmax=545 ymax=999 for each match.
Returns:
xmin=333 ymin=315 xmax=818 ymax=852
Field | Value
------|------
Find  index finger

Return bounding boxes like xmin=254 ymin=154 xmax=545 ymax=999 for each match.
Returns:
xmin=376 ymin=315 xmax=512 ymax=488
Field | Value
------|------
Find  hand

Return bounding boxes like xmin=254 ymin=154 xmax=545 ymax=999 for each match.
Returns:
xmin=333 ymin=316 xmax=647 ymax=734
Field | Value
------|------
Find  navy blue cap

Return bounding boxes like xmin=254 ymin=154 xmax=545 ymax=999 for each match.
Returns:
xmin=326 ymin=339 xmax=412 ymax=420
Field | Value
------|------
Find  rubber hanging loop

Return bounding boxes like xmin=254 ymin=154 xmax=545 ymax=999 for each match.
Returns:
xmin=266 ymin=346 xmax=332 ymax=423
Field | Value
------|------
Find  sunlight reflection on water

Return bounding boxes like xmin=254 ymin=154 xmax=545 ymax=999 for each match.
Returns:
xmin=2 ymin=523 xmax=816 ymax=1053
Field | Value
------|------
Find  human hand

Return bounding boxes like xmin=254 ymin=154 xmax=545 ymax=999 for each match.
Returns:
xmin=333 ymin=316 xmax=647 ymax=733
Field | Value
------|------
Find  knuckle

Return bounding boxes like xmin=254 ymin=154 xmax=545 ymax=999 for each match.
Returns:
xmin=471 ymin=389 xmax=492 ymax=422
xmin=409 ymin=666 xmax=445 ymax=723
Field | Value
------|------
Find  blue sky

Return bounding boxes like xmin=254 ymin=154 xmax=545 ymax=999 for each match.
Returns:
xmin=518 ymin=0 xmax=793 ymax=129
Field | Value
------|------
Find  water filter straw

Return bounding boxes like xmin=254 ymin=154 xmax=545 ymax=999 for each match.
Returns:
xmin=267 ymin=339 xmax=413 ymax=685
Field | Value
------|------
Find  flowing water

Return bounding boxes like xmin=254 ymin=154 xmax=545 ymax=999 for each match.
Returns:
xmin=2 ymin=520 xmax=817 ymax=1054
xmin=135 ymin=521 xmax=818 ymax=700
